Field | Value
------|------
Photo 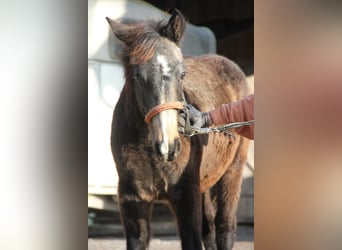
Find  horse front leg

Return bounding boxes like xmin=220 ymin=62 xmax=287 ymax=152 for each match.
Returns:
xmin=118 ymin=182 xmax=153 ymax=250
xmin=169 ymin=175 xmax=203 ymax=250
xmin=202 ymin=190 xmax=217 ymax=250
xmin=215 ymin=167 xmax=244 ymax=250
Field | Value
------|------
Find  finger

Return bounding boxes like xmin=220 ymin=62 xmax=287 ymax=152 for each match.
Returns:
xmin=186 ymin=104 xmax=193 ymax=110
xmin=178 ymin=114 xmax=186 ymax=126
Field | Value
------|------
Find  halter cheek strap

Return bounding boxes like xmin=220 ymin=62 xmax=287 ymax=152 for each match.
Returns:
xmin=144 ymin=101 xmax=184 ymax=124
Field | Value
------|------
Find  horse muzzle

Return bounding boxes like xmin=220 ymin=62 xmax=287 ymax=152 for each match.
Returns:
xmin=153 ymin=137 xmax=181 ymax=162
xmin=145 ymin=101 xmax=184 ymax=162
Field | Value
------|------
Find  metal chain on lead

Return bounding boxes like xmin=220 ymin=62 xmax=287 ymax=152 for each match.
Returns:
xmin=179 ymin=120 xmax=254 ymax=138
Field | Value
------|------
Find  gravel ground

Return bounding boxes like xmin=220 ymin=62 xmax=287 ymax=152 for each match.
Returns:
xmin=88 ymin=226 xmax=254 ymax=250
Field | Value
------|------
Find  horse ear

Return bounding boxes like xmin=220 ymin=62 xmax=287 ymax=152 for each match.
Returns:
xmin=159 ymin=9 xmax=186 ymax=45
xmin=105 ymin=17 xmax=136 ymax=46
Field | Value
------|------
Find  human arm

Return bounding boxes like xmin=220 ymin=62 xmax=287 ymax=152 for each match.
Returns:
xmin=187 ymin=94 xmax=254 ymax=139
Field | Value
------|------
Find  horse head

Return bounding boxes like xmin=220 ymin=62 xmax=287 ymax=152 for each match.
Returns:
xmin=106 ymin=10 xmax=186 ymax=162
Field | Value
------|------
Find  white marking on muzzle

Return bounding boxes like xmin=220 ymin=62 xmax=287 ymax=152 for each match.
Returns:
xmin=159 ymin=111 xmax=169 ymax=156
xmin=156 ymin=54 xmax=171 ymax=156
xmin=151 ymin=108 xmax=178 ymax=161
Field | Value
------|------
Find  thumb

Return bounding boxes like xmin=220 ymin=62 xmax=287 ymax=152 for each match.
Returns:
xmin=178 ymin=112 xmax=186 ymax=127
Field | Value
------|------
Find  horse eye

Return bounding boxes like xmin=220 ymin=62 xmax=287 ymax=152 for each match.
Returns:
xmin=133 ymin=72 xmax=143 ymax=84
xmin=132 ymin=74 xmax=139 ymax=83
xmin=181 ymin=71 xmax=186 ymax=80
xmin=162 ymin=74 xmax=171 ymax=81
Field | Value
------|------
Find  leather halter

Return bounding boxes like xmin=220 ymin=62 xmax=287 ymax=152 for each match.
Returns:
xmin=144 ymin=101 xmax=184 ymax=124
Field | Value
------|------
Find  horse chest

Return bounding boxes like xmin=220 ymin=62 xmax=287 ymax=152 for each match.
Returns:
xmin=119 ymin=144 xmax=185 ymax=198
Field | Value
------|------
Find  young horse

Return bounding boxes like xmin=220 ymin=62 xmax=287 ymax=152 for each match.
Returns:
xmin=106 ymin=10 xmax=250 ymax=250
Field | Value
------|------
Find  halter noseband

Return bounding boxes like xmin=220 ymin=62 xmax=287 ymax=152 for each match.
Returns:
xmin=144 ymin=101 xmax=184 ymax=123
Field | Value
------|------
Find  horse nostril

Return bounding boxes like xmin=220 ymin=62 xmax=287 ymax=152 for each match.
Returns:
xmin=153 ymin=141 xmax=162 ymax=156
xmin=175 ymin=138 xmax=181 ymax=152
xmin=167 ymin=138 xmax=181 ymax=161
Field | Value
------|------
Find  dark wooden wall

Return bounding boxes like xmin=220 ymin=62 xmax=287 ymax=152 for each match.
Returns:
xmin=145 ymin=0 xmax=254 ymax=75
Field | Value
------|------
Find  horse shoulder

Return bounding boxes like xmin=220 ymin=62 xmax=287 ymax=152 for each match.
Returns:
xmin=183 ymin=54 xmax=249 ymax=110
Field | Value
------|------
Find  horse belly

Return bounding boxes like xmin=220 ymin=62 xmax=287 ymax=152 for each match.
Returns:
xmin=199 ymin=133 xmax=240 ymax=192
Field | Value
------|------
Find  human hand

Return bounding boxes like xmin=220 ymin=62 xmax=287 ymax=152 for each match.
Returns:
xmin=186 ymin=104 xmax=212 ymax=128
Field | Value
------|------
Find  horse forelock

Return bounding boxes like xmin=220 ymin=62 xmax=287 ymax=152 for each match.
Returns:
xmin=123 ymin=20 xmax=175 ymax=65
xmin=129 ymin=33 xmax=159 ymax=64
